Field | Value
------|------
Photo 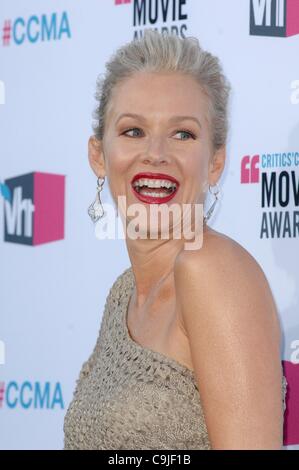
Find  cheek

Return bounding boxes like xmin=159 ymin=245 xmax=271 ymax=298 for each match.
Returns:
xmin=105 ymin=147 xmax=130 ymax=178
xmin=184 ymin=149 xmax=208 ymax=181
xmin=181 ymin=150 xmax=210 ymax=201
xmin=105 ymin=153 xmax=131 ymax=198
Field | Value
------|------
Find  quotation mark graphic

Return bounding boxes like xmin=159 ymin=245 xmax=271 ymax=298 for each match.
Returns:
xmin=0 ymin=382 xmax=5 ymax=408
xmin=2 ymin=20 xmax=11 ymax=46
xmin=241 ymin=155 xmax=260 ymax=184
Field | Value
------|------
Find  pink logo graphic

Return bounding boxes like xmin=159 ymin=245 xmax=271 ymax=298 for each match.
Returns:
xmin=241 ymin=155 xmax=260 ymax=184
xmin=0 ymin=382 xmax=5 ymax=408
xmin=115 ymin=0 xmax=131 ymax=4
xmin=3 ymin=171 xmax=65 ymax=246
xmin=33 ymin=172 xmax=65 ymax=245
xmin=250 ymin=0 xmax=299 ymax=37
xmin=285 ymin=0 xmax=299 ymax=37
xmin=2 ymin=20 xmax=11 ymax=46
xmin=283 ymin=360 xmax=299 ymax=446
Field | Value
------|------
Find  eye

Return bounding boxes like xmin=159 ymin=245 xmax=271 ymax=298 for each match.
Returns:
xmin=174 ymin=129 xmax=196 ymax=140
xmin=122 ymin=127 xmax=143 ymax=138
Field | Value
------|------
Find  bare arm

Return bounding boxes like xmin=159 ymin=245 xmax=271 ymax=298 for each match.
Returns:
xmin=174 ymin=237 xmax=284 ymax=449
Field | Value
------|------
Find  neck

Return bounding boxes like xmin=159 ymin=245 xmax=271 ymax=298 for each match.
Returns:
xmin=125 ymin=222 xmax=210 ymax=308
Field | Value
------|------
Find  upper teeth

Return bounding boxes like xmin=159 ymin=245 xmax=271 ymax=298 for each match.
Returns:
xmin=133 ymin=178 xmax=177 ymax=189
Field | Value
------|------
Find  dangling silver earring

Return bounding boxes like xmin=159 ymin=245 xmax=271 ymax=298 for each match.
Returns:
xmin=88 ymin=175 xmax=105 ymax=222
xmin=203 ymin=182 xmax=220 ymax=224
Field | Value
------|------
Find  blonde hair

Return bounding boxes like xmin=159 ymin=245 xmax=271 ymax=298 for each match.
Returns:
xmin=92 ymin=28 xmax=231 ymax=152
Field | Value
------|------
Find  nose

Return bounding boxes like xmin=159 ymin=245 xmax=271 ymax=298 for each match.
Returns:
xmin=142 ymin=138 xmax=170 ymax=166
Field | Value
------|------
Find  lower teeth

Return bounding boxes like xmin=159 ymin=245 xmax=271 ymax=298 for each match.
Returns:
xmin=139 ymin=190 xmax=174 ymax=197
xmin=142 ymin=192 xmax=166 ymax=197
xmin=135 ymin=186 xmax=175 ymax=197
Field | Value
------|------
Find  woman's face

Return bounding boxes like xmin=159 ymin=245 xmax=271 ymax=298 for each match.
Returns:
xmin=89 ymin=71 xmax=225 ymax=237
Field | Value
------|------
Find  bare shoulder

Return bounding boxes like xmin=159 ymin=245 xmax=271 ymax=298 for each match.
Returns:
xmin=173 ymin=227 xmax=284 ymax=449
xmin=174 ymin=226 xmax=280 ymax=330
xmin=175 ymin=226 xmax=267 ymax=279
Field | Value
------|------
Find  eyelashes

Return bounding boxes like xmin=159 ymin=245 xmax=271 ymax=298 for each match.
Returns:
xmin=121 ymin=127 xmax=197 ymax=140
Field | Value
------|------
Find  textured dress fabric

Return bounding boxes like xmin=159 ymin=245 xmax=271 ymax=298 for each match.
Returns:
xmin=63 ymin=266 xmax=288 ymax=450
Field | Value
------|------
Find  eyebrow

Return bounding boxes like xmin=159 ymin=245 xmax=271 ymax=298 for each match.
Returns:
xmin=115 ymin=113 xmax=202 ymax=129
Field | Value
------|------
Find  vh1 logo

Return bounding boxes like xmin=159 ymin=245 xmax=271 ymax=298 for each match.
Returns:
xmin=3 ymin=172 xmax=65 ymax=246
xmin=250 ymin=0 xmax=299 ymax=37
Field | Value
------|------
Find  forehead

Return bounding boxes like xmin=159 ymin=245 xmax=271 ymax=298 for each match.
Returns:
xmin=107 ymin=72 xmax=209 ymax=125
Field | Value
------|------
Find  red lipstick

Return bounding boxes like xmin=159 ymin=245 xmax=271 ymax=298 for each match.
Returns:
xmin=131 ymin=172 xmax=179 ymax=204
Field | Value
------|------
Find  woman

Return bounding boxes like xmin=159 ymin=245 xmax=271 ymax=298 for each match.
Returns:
xmin=64 ymin=29 xmax=287 ymax=450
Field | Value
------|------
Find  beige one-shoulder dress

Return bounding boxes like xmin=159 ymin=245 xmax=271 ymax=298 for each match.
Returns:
xmin=63 ymin=267 xmax=288 ymax=450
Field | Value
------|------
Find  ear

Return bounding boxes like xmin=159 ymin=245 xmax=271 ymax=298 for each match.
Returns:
xmin=208 ymin=145 xmax=226 ymax=185
xmin=88 ymin=135 xmax=106 ymax=178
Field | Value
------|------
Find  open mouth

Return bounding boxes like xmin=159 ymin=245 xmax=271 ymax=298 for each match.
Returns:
xmin=132 ymin=178 xmax=177 ymax=198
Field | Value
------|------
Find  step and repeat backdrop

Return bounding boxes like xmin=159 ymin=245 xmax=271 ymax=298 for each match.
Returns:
xmin=0 ymin=0 xmax=298 ymax=450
